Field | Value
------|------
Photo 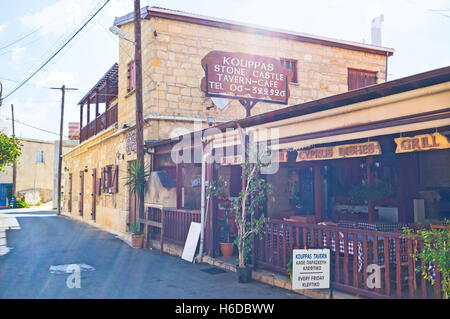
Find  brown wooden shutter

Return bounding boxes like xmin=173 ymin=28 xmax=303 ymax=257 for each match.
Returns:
xmin=79 ymin=171 xmax=84 ymax=216
xmin=111 ymin=165 xmax=119 ymax=193
xmin=97 ymin=177 xmax=102 ymax=195
xmin=91 ymin=169 xmax=97 ymax=220
xmin=101 ymin=167 xmax=106 ymax=193
xmin=348 ymin=68 xmax=377 ymax=90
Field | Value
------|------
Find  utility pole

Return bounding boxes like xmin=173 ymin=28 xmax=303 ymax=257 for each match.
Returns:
xmin=11 ymin=104 xmax=16 ymax=198
xmin=51 ymin=85 xmax=77 ymax=215
xmin=134 ymin=0 xmax=144 ymax=227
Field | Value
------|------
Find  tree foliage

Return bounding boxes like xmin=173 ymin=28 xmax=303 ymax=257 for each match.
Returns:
xmin=231 ymin=147 xmax=273 ymax=267
xmin=405 ymin=220 xmax=450 ymax=299
xmin=0 ymin=133 xmax=22 ymax=172
xmin=124 ymin=159 xmax=150 ymax=196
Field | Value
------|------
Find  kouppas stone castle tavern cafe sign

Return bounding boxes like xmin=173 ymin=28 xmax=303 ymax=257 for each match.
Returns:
xmin=201 ymin=51 xmax=290 ymax=104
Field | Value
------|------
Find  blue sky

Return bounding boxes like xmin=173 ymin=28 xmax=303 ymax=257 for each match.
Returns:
xmin=0 ymin=0 xmax=449 ymax=141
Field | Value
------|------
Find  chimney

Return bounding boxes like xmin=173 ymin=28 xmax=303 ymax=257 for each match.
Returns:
xmin=68 ymin=122 xmax=80 ymax=140
xmin=371 ymin=14 xmax=384 ymax=46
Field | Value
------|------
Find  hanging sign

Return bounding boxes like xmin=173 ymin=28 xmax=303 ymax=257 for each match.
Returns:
xmin=292 ymin=249 xmax=330 ymax=290
xmin=201 ymin=51 xmax=290 ymax=104
xmin=278 ymin=141 xmax=381 ymax=162
xmin=126 ymin=129 xmax=137 ymax=155
xmin=394 ymin=132 xmax=450 ymax=153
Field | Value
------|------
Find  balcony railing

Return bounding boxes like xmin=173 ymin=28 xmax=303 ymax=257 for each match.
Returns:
xmin=80 ymin=103 xmax=117 ymax=143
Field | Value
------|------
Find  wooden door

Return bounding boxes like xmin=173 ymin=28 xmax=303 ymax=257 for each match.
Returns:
xmin=128 ymin=161 xmax=137 ymax=228
xmin=68 ymin=173 xmax=72 ymax=212
xmin=79 ymin=171 xmax=84 ymax=216
xmin=91 ymin=168 xmax=97 ymax=221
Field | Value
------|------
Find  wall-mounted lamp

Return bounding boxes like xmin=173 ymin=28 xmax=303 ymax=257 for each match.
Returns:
xmin=84 ymin=166 xmax=88 ymax=173
xmin=116 ymin=152 xmax=124 ymax=160
xmin=122 ymin=124 xmax=128 ymax=129
xmin=153 ymin=30 xmax=158 ymax=37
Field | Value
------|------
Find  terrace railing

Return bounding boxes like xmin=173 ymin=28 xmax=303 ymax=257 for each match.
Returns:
xmin=255 ymin=219 xmax=443 ymax=299
xmin=80 ymin=103 xmax=118 ymax=143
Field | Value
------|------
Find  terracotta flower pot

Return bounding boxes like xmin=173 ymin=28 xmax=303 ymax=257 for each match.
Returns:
xmin=220 ymin=242 xmax=233 ymax=258
xmin=131 ymin=233 xmax=144 ymax=248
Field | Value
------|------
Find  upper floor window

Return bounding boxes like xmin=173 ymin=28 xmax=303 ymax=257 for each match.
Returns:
xmin=347 ymin=68 xmax=377 ymax=90
xmin=280 ymin=58 xmax=298 ymax=84
xmin=36 ymin=151 xmax=44 ymax=163
xmin=127 ymin=60 xmax=136 ymax=92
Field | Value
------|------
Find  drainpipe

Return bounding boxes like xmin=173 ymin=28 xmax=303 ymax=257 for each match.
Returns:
xmin=198 ymin=151 xmax=210 ymax=263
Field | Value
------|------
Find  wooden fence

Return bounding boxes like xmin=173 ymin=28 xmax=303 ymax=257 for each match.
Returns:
xmin=255 ymin=219 xmax=443 ymax=299
xmin=142 ymin=205 xmax=201 ymax=250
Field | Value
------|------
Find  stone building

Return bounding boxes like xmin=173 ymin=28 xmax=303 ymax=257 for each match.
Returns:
xmin=0 ymin=138 xmax=76 ymax=206
xmin=62 ymin=6 xmax=394 ymax=234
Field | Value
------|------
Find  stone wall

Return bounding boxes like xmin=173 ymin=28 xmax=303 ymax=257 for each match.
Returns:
xmin=117 ymin=17 xmax=387 ymax=142
xmin=65 ymin=13 xmax=388 ymax=234
xmin=63 ymin=128 xmax=132 ymax=233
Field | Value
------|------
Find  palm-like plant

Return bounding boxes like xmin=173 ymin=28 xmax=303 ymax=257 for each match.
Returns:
xmin=125 ymin=159 xmax=150 ymax=196
xmin=124 ymin=159 xmax=150 ymax=234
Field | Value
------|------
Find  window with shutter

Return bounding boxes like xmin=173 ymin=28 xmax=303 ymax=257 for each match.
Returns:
xmin=101 ymin=168 xmax=106 ymax=193
xmin=97 ymin=178 xmax=102 ymax=196
xmin=110 ymin=165 xmax=119 ymax=194
xmin=347 ymin=68 xmax=377 ymax=90
xmin=127 ymin=61 xmax=136 ymax=92
xmin=280 ymin=58 xmax=298 ymax=83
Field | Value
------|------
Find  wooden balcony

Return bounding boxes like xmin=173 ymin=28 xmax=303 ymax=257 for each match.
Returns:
xmin=80 ymin=103 xmax=118 ymax=143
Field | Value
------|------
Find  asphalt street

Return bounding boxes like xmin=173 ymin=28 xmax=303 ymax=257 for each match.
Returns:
xmin=0 ymin=208 xmax=306 ymax=299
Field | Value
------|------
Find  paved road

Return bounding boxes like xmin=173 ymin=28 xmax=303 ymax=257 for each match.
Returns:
xmin=0 ymin=209 xmax=306 ymax=299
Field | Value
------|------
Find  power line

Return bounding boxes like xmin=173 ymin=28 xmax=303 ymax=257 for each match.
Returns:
xmin=0 ymin=26 xmax=43 ymax=51
xmin=1 ymin=0 xmax=110 ymax=102
xmin=22 ymin=0 xmax=106 ymax=83
xmin=0 ymin=77 xmax=54 ymax=89
xmin=0 ymin=115 xmax=66 ymax=137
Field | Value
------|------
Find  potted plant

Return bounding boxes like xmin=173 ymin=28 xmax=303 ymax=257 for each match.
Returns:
xmin=231 ymin=148 xmax=273 ymax=283
xmin=131 ymin=221 xmax=144 ymax=248
xmin=124 ymin=159 xmax=150 ymax=247
xmin=206 ymin=176 xmax=234 ymax=257
xmin=219 ymin=212 xmax=233 ymax=258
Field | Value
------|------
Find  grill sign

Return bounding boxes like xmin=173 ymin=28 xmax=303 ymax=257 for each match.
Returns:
xmin=395 ymin=133 xmax=450 ymax=153
xmin=201 ymin=51 xmax=290 ymax=104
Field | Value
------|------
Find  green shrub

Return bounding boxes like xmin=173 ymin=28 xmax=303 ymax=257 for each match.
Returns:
xmin=14 ymin=200 xmax=29 ymax=208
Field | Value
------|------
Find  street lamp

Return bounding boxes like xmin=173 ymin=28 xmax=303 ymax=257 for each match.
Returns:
xmin=109 ymin=25 xmax=136 ymax=45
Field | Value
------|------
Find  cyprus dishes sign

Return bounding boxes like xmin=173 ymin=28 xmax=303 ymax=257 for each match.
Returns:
xmin=201 ymin=51 xmax=290 ymax=104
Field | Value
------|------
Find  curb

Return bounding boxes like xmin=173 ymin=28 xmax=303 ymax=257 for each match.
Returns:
xmin=59 ymin=212 xmax=361 ymax=299
xmin=148 ymin=240 xmax=360 ymax=299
